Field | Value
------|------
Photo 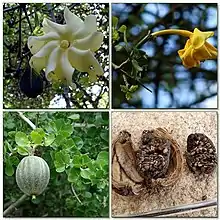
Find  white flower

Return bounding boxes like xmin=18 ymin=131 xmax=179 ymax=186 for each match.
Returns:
xmin=28 ymin=7 xmax=104 ymax=87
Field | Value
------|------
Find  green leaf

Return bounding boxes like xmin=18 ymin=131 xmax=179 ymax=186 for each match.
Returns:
xmin=68 ymin=114 xmax=80 ymax=120
xmin=80 ymin=168 xmax=92 ymax=180
xmin=35 ymin=128 xmax=45 ymax=138
xmin=61 ymin=123 xmax=73 ymax=136
xmin=55 ymin=166 xmax=65 ymax=173
xmin=120 ymin=85 xmax=128 ymax=93
xmin=113 ymin=30 xmax=119 ymax=42
xmin=87 ymin=127 xmax=97 ymax=137
xmin=59 ymin=131 xmax=71 ymax=138
xmin=5 ymin=159 xmax=14 ymax=176
xmin=97 ymin=151 xmax=108 ymax=162
xmin=15 ymin=132 xmax=30 ymax=147
xmin=100 ymin=131 xmax=109 ymax=142
xmin=118 ymin=25 xmax=127 ymax=33
xmin=115 ymin=44 xmax=124 ymax=52
xmin=112 ymin=16 xmax=118 ymax=28
xmin=10 ymin=156 xmax=20 ymax=166
xmin=129 ymin=85 xmax=139 ymax=93
xmin=55 ymin=134 xmax=65 ymax=145
xmin=81 ymin=154 xmax=92 ymax=165
xmin=126 ymin=92 xmax=132 ymax=100
xmin=31 ymin=130 xmax=43 ymax=145
xmin=73 ymin=137 xmax=83 ymax=149
xmin=68 ymin=167 xmax=80 ymax=182
xmin=72 ymin=155 xmax=82 ymax=168
xmin=132 ymin=59 xmax=143 ymax=72
xmin=118 ymin=25 xmax=127 ymax=43
xmin=4 ymin=141 xmax=13 ymax=152
xmin=44 ymin=133 xmax=55 ymax=146
xmin=17 ymin=146 xmax=30 ymax=156
xmin=55 ymin=151 xmax=70 ymax=166
xmin=54 ymin=119 xmax=65 ymax=131
xmin=64 ymin=138 xmax=76 ymax=150
xmin=95 ymin=113 xmax=104 ymax=125
xmin=84 ymin=191 xmax=92 ymax=198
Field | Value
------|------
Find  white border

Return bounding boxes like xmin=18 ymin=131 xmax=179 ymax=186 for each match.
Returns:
xmin=1 ymin=1 xmax=220 ymax=220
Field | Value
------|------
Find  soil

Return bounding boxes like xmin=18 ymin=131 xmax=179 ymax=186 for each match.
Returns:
xmin=111 ymin=112 xmax=217 ymax=217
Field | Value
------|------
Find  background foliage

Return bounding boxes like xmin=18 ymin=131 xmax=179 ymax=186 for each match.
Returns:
xmin=112 ymin=3 xmax=217 ymax=108
xmin=3 ymin=3 xmax=109 ymax=109
xmin=4 ymin=112 xmax=109 ymax=217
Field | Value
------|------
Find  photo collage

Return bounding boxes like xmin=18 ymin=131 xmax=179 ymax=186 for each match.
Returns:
xmin=2 ymin=2 xmax=218 ymax=218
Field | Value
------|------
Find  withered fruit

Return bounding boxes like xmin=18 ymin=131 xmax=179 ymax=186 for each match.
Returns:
xmin=186 ymin=133 xmax=217 ymax=175
xmin=136 ymin=130 xmax=171 ymax=180
xmin=112 ymin=128 xmax=183 ymax=196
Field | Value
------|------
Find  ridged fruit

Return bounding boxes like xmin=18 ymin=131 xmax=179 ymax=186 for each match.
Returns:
xmin=16 ymin=156 xmax=50 ymax=196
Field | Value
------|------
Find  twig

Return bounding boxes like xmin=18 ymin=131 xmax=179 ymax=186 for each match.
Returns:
xmin=3 ymin=194 xmax=28 ymax=216
xmin=114 ymin=198 xmax=217 ymax=217
xmin=135 ymin=30 xmax=152 ymax=49
xmin=71 ymin=184 xmax=82 ymax=204
xmin=112 ymin=62 xmax=152 ymax=93
xmin=22 ymin=4 xmax=33 ymax=33
xmin=3 ymin=4 xmax=20 ymax=13
xmin=17 ymin=5 xmax=22 ymax=60
xmin=17 ymin=112 xmax=36 ymax=129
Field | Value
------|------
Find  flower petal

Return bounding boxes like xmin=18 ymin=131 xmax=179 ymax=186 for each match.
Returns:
xmin=34 ymin=40 xmax=59 ymax=58
xmin=28 ymin=32 xmax=60 ymax=54
xmin=43 ymin=18 xmax=67 ymax=35
xmin=60 ymin=50 xmax=75 ymax=86
xmin=193 ymin=42 xmax=217 ymax=61
xmin=74 ymin=15 xmax=97 ymax=39
xmin=191 ymin=28 xmax=214 ymax=49
xmin=64 ymin=7 xmax=83 ymax=33
xmin=73 ymin=32 xmax=103 ymax=52
xmin=178 ymin=40 xmax=198 ymax=68
xmin=68 ymin=47 xmax=103 ymax=82
xmin=45 ymin=47 xmax=61 ymax=79
xmin=42 ymin=18 xmax=54 ymax=33
xmin=29 ymin=56 xmax=47 ymax=73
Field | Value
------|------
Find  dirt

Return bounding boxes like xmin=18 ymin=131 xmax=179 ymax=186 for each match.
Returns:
xmin=111 ymin=112 xmax=217 ymax=217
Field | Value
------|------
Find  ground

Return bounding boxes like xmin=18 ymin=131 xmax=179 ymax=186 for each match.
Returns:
xmin=111 ymin=112 xmax=217 ymax=217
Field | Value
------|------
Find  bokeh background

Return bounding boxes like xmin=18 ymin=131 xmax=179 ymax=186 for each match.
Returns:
xmin=112 ymin=3 xmax=217 ymax=108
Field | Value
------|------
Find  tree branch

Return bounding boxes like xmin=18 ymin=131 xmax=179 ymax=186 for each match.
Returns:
xmin=3 ymin=194 xmax=28 ymax=216
xmin=71 ymin=184 xmax=82 ymax=204
xmin=17 ymin=112 xmax=36 ymax=129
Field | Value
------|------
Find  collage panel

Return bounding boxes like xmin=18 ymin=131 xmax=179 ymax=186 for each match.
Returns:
xmin=112 ymin=111 xmax=217 ymax=217
xmin=112 ymin=3 xmax=217 ymax=109
xmin=3 ymin=3 xmax=109 ymax=109
xmin=3 ymin=112 xmax=109 ymax=217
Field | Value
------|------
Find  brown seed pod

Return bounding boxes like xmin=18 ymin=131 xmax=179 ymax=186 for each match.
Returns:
xmin=185 ymin=133 xmax=217 ymax=175
xmin=139 ymin=128 xmax=183 ymax=187
xmin=112 ymin=128 xmax=183 ymax=196
xmin=136 ymin=130 xmax=171 ymax=180
xmin=112 ymin=130 xmax=145 ymax=196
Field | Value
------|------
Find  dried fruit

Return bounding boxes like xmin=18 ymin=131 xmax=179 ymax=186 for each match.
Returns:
xmin=185 ymin=133 xmax=217 ymax=175
xmin=112 ymin=130 xmax=145 ymax=196
xmin=136 ymin=130 xmax=171 ymax=181
xmin=112 ymin=128 xmax=183 ymax=196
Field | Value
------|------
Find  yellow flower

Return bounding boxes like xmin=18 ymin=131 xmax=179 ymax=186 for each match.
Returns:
xmin=28 ymin=7 xmax=104 ymax=87
xmin=152 ymin=28 xmax=217 ymax=68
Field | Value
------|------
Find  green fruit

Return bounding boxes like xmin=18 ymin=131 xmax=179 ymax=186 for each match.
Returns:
xmin=16 ymin=156 xmax=50 ymax=196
